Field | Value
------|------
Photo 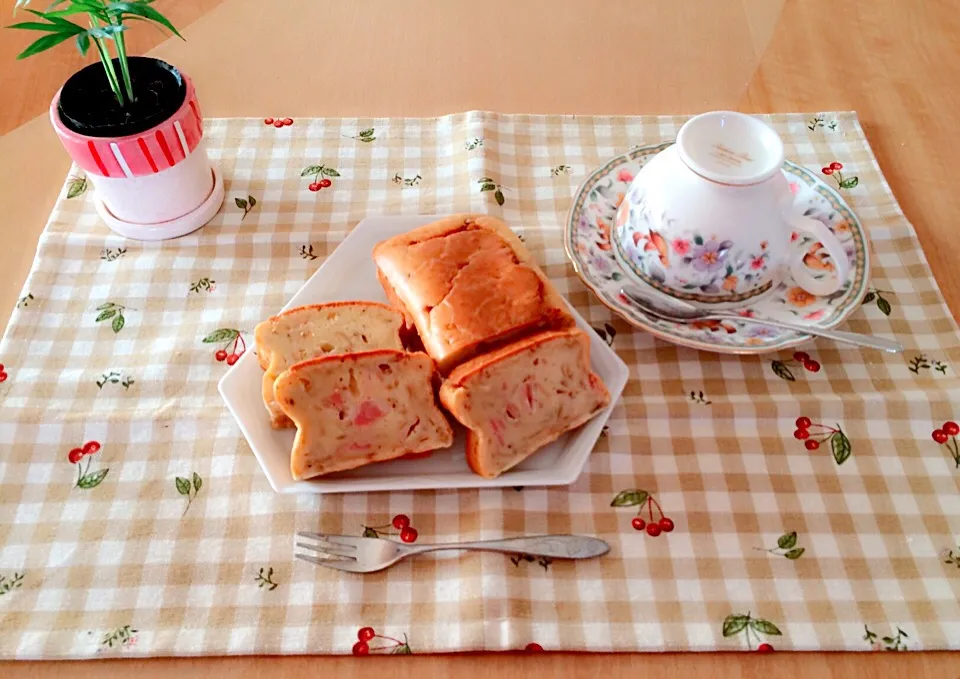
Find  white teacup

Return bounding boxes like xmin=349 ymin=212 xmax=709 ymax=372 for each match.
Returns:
xmin=614 ymin=111 xmax=849 ymax=308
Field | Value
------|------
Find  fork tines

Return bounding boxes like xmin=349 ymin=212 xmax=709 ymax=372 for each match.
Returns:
xmin=295 ymin=532 xmax=359 ymax=564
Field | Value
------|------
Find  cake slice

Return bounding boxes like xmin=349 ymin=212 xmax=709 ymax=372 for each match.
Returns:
xmin=373 ymin=214 xmax=575 ymax=373
xmin=439 ymin=328 xmax=610 ymax=479
xmin=254 ymin=302 xmax=404 ymax=428
xmin=274 ymin=349 xmax=454 ymax=480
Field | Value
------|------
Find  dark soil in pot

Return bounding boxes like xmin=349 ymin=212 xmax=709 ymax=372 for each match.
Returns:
xmin=58 ymin=56 xmax=186 ymax=138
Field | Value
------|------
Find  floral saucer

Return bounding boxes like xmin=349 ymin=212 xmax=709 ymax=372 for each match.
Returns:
xmin=564 ymin=142 xmax=870 ymax=354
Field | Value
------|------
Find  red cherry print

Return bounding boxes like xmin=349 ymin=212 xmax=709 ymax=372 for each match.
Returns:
xmin=273 ymin=120 xmax=284 ymax=128
xmin=264 ymin=117 xmax=274 ymax=125
xmin=319 ymin=178 xmax=332 ymax=188
xmin=804 ymin=360 xmax=821 ymax=373
xmin=215 ymin=349 xmax=228 ymax=362
xmin=794 ymin=428 xmax=809 ymax=440
xmin=805 ymin=439 xmax=820 ymax=451
xmin=357 ymin=627 xmax=375 ymax=642
xmin=525 ymin=643 xmax=543 ymax=652
xmin=0 ymin=364 xmax=4 ymax=371
xmin=82 ymin=440 xmax=101 ymax=456
xmin=821 ymin=167 xmax=834 ymax=175
xmin=631 ymin=517 xmax=645 ymax=531
xmin=943 ymin=421 xmax=959 ymax=437
xmin=0 ymin=371 xmax=7 ymax=383
xmin=392 ymin=514 xmax=410 ymax=529
xmin=795 ymin=416 xmax=812 ymax=429
xmin=400 ymin=526 xmax=418 ymax=543
xmin=830 ymin=162 xmax=843 ymax=171
xmin=352 ymin=640 xmax=369 ymax=655
xmin=933 ymin=429 xmax=948 ymax=444
xmin=659 ymin=517 xmax=674 ymax=533
xmin=283 ymin=117 xmax=294 ymax=126
xmin=758 ymin=642 xmax=774 ymax=653
xmin=226 ymin=353 xmax=239 ymax=366
xmin=646 ymin=522 xmax=662 ymax=537
xmin=308 ymin=183 xmax=320 ymax=192
xmin=68 ymin=448 xmax=83 ymax=464
xmin=793 ymin=351 xmax=809 ymax=362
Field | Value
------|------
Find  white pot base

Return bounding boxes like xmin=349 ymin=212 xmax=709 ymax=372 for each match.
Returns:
xmin=93 ymin=163 xmax=224 ymax=241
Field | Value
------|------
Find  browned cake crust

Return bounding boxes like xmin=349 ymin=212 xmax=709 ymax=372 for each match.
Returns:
xmin=372 ymin=214 xmax=574 ymax=373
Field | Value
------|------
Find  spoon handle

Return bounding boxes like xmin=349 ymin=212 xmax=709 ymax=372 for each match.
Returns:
xmin=712 ymin=314 xmax=903 ymax=353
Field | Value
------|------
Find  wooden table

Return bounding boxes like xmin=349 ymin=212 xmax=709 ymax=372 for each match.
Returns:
xmin=1 ymin=0 xmax=958 ymax=676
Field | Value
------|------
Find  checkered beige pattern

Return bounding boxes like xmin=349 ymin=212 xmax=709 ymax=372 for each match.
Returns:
xmin=1 ymin=112 xmax=959 ymax=658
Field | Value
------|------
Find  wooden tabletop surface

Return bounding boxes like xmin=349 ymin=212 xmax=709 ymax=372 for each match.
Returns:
xmin=1 ymin=0 xmax=959 ymax=676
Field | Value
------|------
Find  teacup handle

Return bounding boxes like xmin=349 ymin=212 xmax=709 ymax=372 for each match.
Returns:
xmin=786 ymin=215 xmax=851 ymax=296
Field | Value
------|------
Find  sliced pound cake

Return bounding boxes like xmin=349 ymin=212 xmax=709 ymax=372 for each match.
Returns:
xmin=439 ymin=328 xmax=610 ymax=479
xmin=254 ymin=302 xmax=404 ymax=428
xmin=372 ymin=214 xmax=574 ymax=373
xmin=274 ymin=349 xmax=454 ymax=480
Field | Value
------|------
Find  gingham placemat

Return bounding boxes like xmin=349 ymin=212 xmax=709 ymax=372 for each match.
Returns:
xmin=1 ymin=112 xmax=959 ymax=659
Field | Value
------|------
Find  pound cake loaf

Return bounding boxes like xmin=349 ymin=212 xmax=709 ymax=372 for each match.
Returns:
xmin=439 ymin=328 xmax=610 ymax=479
xmin=372 ymin=214 xmax=574 ymax=373
xmin=254 ymin=302 xmax=405 ymax=428
xmin=274 ymin=349 xmax=454 ymax=480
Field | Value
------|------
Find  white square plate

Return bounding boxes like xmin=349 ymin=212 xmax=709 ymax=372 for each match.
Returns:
xmin=219 ymin=216 xmax=629 ymax=494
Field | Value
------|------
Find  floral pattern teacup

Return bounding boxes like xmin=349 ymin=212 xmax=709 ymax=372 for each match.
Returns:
xmin=614 ymin=111 xmax=850 ymax=308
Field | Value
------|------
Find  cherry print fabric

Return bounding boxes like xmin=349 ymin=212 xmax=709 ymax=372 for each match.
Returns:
xmin=0 ymin=112 xmax=959 ymax=658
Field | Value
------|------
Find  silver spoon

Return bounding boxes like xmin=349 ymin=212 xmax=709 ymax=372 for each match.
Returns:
xmin=620 ymin=285 xmax=902 ymax=353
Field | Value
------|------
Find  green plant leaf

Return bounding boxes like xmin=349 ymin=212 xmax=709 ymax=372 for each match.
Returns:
xmin=722 ymin=614 xmax=750 ymax=637
xmin=494 ymin=189 xmax=505 ymax=206
xmin=96 ymin=309 xmax=117 ymax=322
xmin=67 ymin=175 xmax=87 ymax=199
xmin=96 ymin=302 xmax=115 ymax=311
xmin=74 ymin=31 xmax=89 ymax=56
xmin=392 ymin=643 xmax=412 ymax=655
xmin=784 ymin=547 xmax=805 ymax=559
xmin=693 ymin=235 xmax=704 ymax=246
xmin=877 ymin=296 xmax=891 ymax=316
xmin=112 ymin=313 xmax=125 ymax=333
xmin=610 ymin=489 xmax=648 ymax=507
xmin=362 ymin=527 xmax=378 ymax=538
xmin=771 ymin=360 xmax=795 ymax=382
xmin=360 ymin=137 xmax=375 ymax=142
xmin=247 ymin=196 xmax=256 ymax=207
xmin=358 ymin=128 xmax=374 ymax=137
xmin=8 ymin=21 xmax=65 ymax=31
xmin=175 ymin=476 xmax=190 ymax=495
xmin=321 ymin=167 xmax=340 ymax=177
xmin=301 ymin=165 xmax=323 ymax=176
xmin=77 ymin=468 xmax=109 ymax=489
xmin=105 ymin=2 xmax=183 ymax=39
xmin=840 ymin=177 xmax=859 ymax=189
xmin=193 ymin=472 xmax=202 ymax=492
xmin=611 ymin=271 xmax=623 ymax=281
xmin=750 ymin=618 xmax=782 ymax=636
xmin=16 ymin=29 xmax=75 ymax=59
xmin=831 ymin=429 xmax=852 ymax=465
xmin=777 ymin=531 xmax=797 ymax=549
xmin=203 ymin=328 xmax=239 ymax=343
xmin=480 ymin=183 xmax=495 ymax=192
xmin=88 ymin=24 xmax=127 ymax=39
xmin=235 ymin=197 xmax=247 ymax=209
xmin=478 ymin=176 xmax=493 ymax=183
xmin=862 ymin=292 xmax=875 ymax=304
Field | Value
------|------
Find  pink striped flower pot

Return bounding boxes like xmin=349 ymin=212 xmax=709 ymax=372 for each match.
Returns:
xmin=50 ymin=62 xmax=223 ymax=241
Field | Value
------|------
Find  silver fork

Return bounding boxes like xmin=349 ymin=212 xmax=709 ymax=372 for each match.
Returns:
xmin=295 ymin=533 xmax=610 ymax=573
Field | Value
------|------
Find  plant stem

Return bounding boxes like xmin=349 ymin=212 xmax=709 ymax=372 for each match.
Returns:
xmin=88 ymin=14 xmax=125 ymax=105
xmin=112 ymin=28 xmax=135 ymax=103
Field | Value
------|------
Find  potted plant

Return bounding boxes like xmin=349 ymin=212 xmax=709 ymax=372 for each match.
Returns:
xmin=9 ymin=0 xmax=223 ymax=240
